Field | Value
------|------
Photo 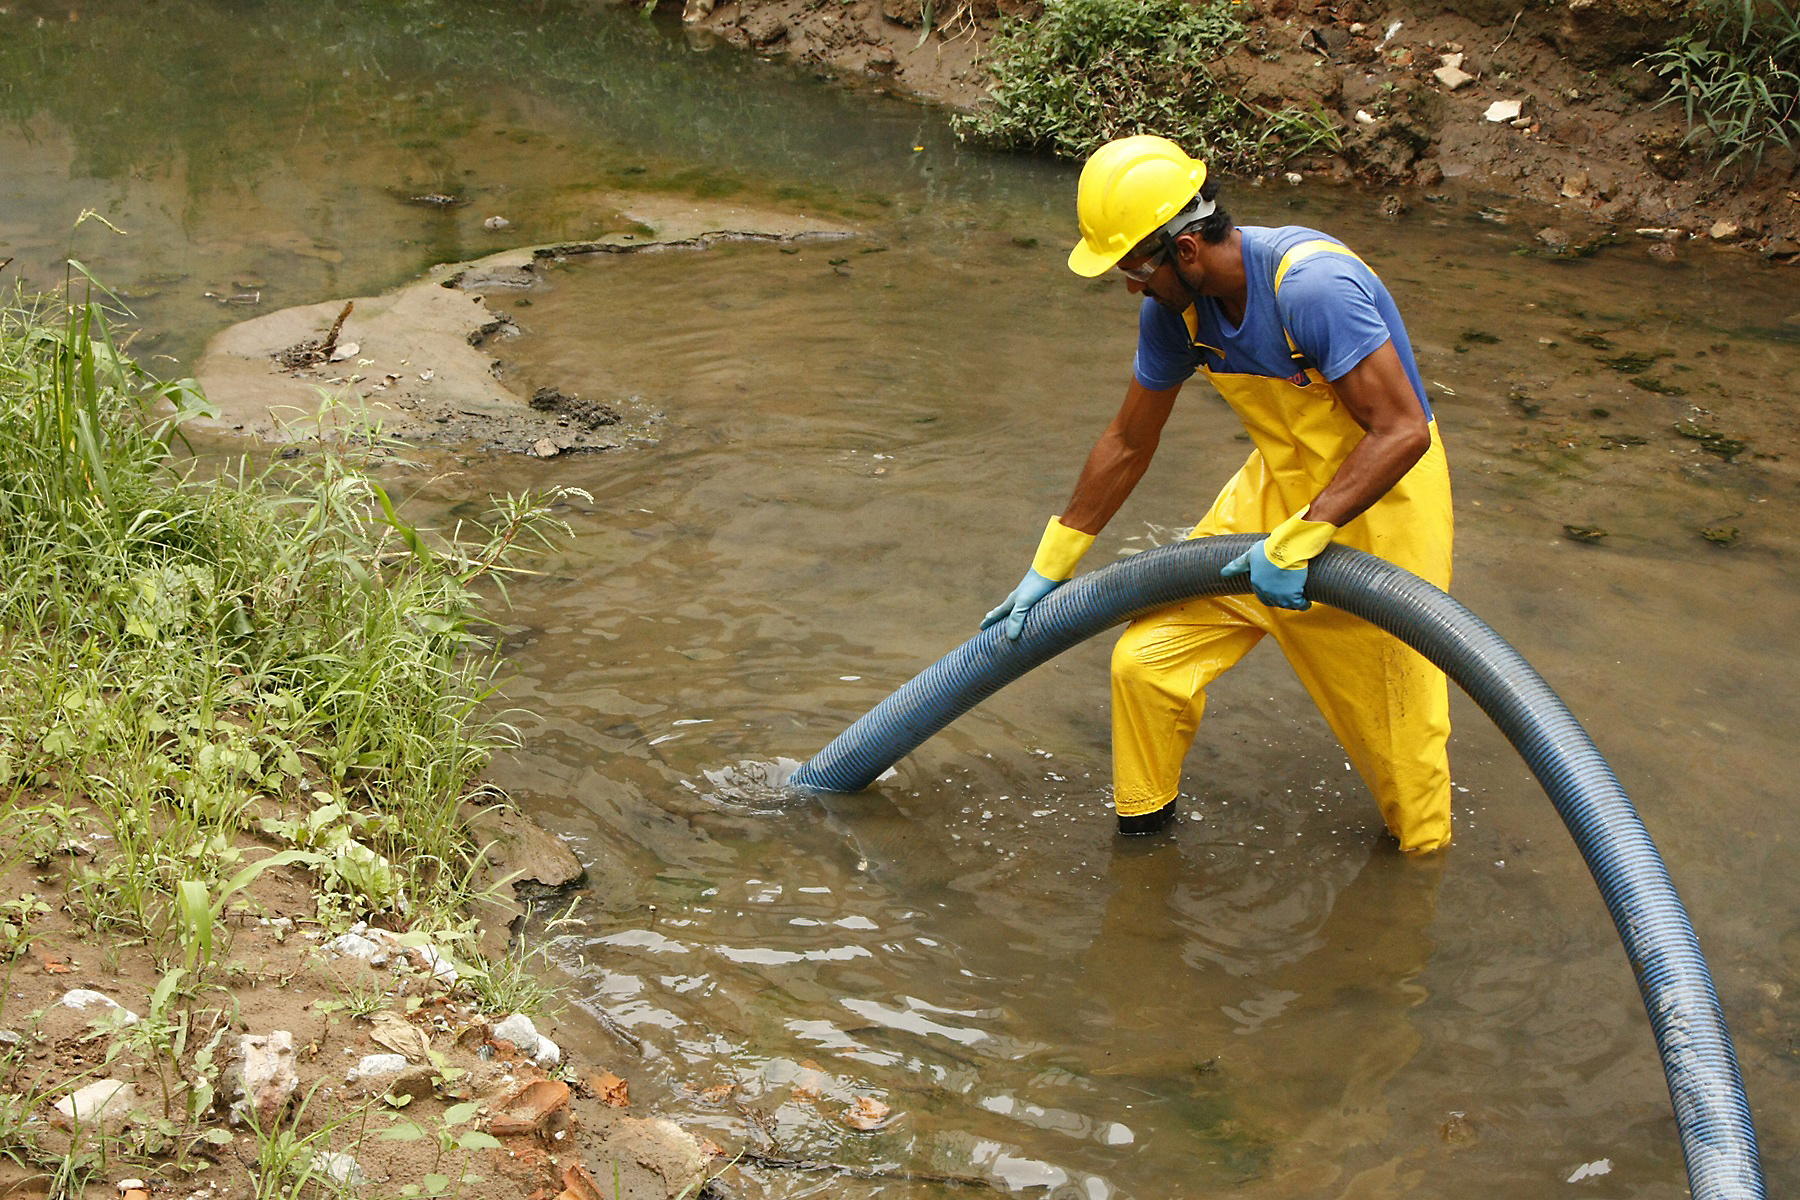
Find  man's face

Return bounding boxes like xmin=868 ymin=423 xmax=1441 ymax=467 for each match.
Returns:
xmin=1117 ymin=236 xmax=1190 ymax=312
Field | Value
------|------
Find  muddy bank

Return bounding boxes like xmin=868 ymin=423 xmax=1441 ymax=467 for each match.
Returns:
xmin=678 ymin=0 xmax=1800 ymax=254
xmin=194 ymin=201 xmax=852 ymax=455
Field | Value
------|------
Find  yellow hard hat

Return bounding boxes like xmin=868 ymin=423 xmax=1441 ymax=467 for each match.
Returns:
xmin=1067 ymin=135 xmax=1209 ymax=277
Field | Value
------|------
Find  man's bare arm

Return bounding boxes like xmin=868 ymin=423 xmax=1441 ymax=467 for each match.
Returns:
xmin=1303 ymin=339 xmax=1430 ymax=527
xmin=1059 ymin=378 xmax=1182 ymax=535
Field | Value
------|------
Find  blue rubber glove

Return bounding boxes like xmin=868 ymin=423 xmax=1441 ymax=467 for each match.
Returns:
xmin=1222 ymin=540 xmax=1311 ymax=610
xmin=981 ymin=569 xmax=1062 ymax=640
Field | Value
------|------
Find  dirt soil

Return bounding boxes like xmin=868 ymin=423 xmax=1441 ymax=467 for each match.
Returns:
xmin=683 ymin=0 xmax=1800 ymax=254
xmin=0 ymin=794 xmax=736 ymax=1200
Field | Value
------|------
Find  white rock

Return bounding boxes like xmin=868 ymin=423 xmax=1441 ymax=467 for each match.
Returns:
xmin=1484 ymin=99 xmax=1523 ymax=123
xmin=492 ymin=1013 xmax=543 ymax=1057
xmin=327 ymin=341 xmax=360 ymax=363
xmin=52 ymin=1079 xmax=138 ymax=1128
xmin=410 ymin=942 xmax=458 ymax=983
xmin=1434 ymin=64 xmax=1475 ymax=91
xmin=1354 ymin=109 xmax=1377 ymax=125
xmin=345 ymin=1053 xmax=411 ymax=1083
xmin=1283 ymin=172 xmax=1304 ymax=186
xmin=482 ymin=216 xmax=511 ymax=231
xmin=322 ymin=931 xmax=388 ymax=965
xmin=58 ymin=989 xmax=140 ymax=1026
xmin=311 ymin=1150 xmax=373 ymax=1189
xmin=1439 ymin=51 xmax=1464 ymax=69
xmin=491 ymin=1012 xmax=559 ymax=1064
xmin=229 ymin=1032 xmax=299 ymax=1127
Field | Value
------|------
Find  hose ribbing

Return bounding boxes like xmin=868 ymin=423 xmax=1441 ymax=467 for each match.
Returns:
xmin=789 ymin=537 xmax=1764 ymax=1199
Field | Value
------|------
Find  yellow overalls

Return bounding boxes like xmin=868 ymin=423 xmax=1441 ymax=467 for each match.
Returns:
xmin=1110 ymin=241 xmax=1455 ymax=852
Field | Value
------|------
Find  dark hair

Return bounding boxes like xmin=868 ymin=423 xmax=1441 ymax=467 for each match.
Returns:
xmin=1189 ymin=176 xmax=1233 ymax=244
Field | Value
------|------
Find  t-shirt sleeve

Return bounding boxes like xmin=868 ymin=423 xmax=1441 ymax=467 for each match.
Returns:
xmin=1274 ymin=256 xmax=1392 ymax=382
xmin=1132 ymin=298 xmax=1199 ymax=391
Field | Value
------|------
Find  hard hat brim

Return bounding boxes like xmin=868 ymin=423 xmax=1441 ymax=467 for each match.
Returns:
xmin=1067 ymin=238 xmax=1121 ymax=278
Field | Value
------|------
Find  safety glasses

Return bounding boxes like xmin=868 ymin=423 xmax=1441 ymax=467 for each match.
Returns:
xmin=1116 ymin=233 xmax=1174 ymax=282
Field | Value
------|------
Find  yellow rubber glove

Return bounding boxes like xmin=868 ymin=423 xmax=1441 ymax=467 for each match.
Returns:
xmin=982 ymin=517 xmax=1096 ymax=639
xmin=1222 ymin=507 xmax=1337 ymax=610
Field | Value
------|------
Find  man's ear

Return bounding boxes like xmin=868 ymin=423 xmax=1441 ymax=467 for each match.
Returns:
xmin=1175 ymin=231 xmax=1203 ymax=264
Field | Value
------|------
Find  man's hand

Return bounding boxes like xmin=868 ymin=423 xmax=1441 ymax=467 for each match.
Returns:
xmin=1222 ymin=509 xmax=1338 ymax=611
xmin=982 ymin=570 xmax=1063 ymax=640
xmin=1222 ymin=541 xmax=1310 ymax=610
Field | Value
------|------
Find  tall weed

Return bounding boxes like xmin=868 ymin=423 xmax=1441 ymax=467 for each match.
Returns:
xmin=0 ymin=276 xmax=579 ymax=940
xmin=954 ymin=0 xmax=1338 ymax=167
xmin=1647 ymin=0 xmax=1800 ymax=168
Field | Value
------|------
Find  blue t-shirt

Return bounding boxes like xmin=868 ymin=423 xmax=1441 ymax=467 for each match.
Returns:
xmin=1132 ymin=225 xmax=1431 ymax=418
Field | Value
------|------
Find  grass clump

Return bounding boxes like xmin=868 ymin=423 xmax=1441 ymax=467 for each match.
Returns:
xmin=953 ymin=0 xmax=1339 ymax=168
xmin=0 ymin=268 xmax=577 ymax=954
xmin=1647 ymin=0 xmax=1800 ymax=169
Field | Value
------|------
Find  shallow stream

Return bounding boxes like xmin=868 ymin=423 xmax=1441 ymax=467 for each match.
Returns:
xmin=6 ymin=2 xmax=1800 ymax=1196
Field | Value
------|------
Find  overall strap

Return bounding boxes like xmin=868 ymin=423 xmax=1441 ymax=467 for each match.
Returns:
xmin=1272 ymin=239 xmax=1371 ymax=365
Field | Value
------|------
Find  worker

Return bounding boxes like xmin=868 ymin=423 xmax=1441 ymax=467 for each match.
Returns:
xmin=982 ymin=134 xmax=1454 ymax=852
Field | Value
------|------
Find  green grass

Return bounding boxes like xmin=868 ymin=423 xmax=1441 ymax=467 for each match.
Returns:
xmin=1647 ymin=0 xmax=1800 ymax=169
xmin=0 ymin=263 xmax=588 ymax=1187
xmin=953 ymin=0 xmax=1340 ymax=169
xmin=0 ymin=269 xmax=576 ymax=952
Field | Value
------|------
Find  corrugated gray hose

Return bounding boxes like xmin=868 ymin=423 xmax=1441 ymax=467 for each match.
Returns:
xmin=790 ymin=534 xmax=1764 ymax=1199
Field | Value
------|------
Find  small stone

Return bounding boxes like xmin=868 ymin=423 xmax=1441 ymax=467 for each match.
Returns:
xmin=1560 ymin=169 xmax=1590 ymax=198
xmin=1441 ymin=1110 xmax=1477 ymax=1145
xmin=58 ymin=989 xmax=139 ymax=1026
xmin=322 ymin=931 xmax=387 ymax=964
xmin=1438 ymin=51 xmax=1464 ymax=70
xmin=1708 ymin=219 xmax=1741 ymax=241
xmin=1535 ymin=227 xmax=1573 ymax=253
xmin=530 ymin=437 xmax=561 ymax=459
xmin=408 ymin=942 xmax=459 ymax=984
xmin=482 ymin=216 xmax=510 ymax=231
xmin=228 ymin=1032 xmax=298 ymax=1128
xmin=1762 ymin=236 xmax=1799 ymax=261
xmin=492 ymin=1013 xmax=561 ymax=1065
xmin=311 ymin=1151 xmax=372 ymax=1189
xmin=1284 ymin=172 xmax=1303 ymax=186
xmin=1354 ymin=109 xmax=1377 ymax=125
xmin=328 ymin=341 xmax=359 ymax=363
xmin=492 ymin=1013 xmax=542 ymax=1052
xmin=1434 ymin=64 xmax=1474 ymax=91
xmin=52 ymin=1079 xmax=138 ymax=1128
xmin=345 ymin=1053 xmax=411 ymax=1083
xmin=1484 ymin=99 xmax=1523 ymax=123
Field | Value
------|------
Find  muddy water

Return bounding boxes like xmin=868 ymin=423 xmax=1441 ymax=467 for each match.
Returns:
xmin=7 ymin=2 xmax=1800 ymax=1196
xmin=460 ymin=214 xmax=1800 ymax=1198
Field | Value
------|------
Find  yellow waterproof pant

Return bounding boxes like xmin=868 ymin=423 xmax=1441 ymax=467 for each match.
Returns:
xmin=1111 ymin=424 xmax=1454 ymax=853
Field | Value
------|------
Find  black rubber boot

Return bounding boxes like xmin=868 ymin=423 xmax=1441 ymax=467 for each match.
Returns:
xmin=1116 ymin=797 xmax=1178 ymax=836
